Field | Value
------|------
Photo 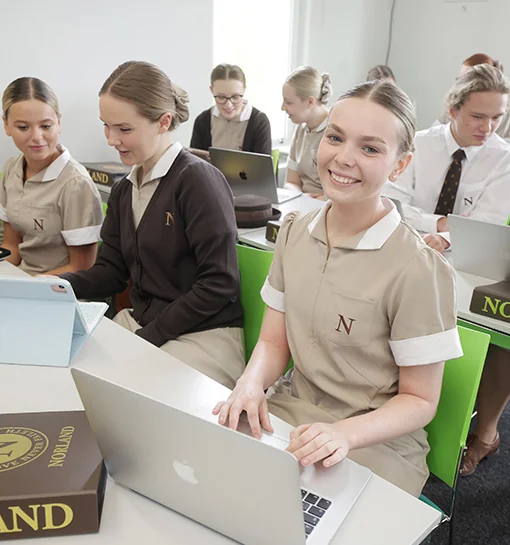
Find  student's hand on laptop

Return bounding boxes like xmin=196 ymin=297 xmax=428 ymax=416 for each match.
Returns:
xmin=422 ymin=233 xmax=450 ymax=254
xmin=286 ymin=422 xmax=350 ymax=468
xmin=35 ymin=274 xmax=60 ymax=279
xmin=436 ymin=217 xmax=449 ymax=232
xmin=213 ymin=379 xmax=274 ymax=440
xmin=309 ymin=192 xmax=324 ymax=199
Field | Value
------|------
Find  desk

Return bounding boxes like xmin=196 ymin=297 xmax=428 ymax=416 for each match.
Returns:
xmin=0 ymin=261 xmax=440 ymax=544
xmin=239 ymin=194 xmax=325 ymax=251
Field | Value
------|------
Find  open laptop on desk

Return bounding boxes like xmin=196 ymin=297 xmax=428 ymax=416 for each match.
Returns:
xmin=448 ymin=215 xmax=510 ymax=281
xmin=210 ymin=148 xmax=301 ymax=204
xmin=71 ymin=369 xmax=372 ymax=545
xmin=0 ymin=277 xmax=107 ymax=367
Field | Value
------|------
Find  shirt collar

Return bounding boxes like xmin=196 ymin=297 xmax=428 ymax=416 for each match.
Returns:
xmin=127 ymin=142 xmax=183 ymax=186
xmin=25 ymin=144 xmax=70 ymax=183
xmin=444 ymin=122 xmax=483 ymax=162
xmin=305 ymin=115 xmax=329 ymax=134
xmin=307 ymin=198 xmax=401 ymax=250
xmin=212 ymin=101 xmax=252 ymax=122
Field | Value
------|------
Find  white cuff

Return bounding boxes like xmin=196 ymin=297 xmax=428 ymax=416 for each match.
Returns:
xmin=260 ymin=277 xmax=285 ymax=313
xmin=287 ymin=159 xmax=298 ymax=171
xmin=0 ymin=204 xmax=8 ymax=222
xmin=389 ymin=327 xmax=463 ymax=366
xmin=62 ymin=224 xmax=102 ymax=245
xmin=437 ymin=230 xmax=451 ymax=251
xmin=421 ymin=213 xmax=444 ymax=234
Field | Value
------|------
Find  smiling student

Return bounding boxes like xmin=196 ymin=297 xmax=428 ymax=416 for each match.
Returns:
xmin=189 ymin=63 xmax=272 ymax=158
xmin=384 ymin=63 xmax=510 ymax=254
xmin=0 ymin=77 xmax=103 ymax=275
xmin=282 ymin=66 xmax=333 ymax=197
xmin=214 ymin=80 xmax=462 ymax=497
xmin=59 ymin=61 xmax=245 ymax=389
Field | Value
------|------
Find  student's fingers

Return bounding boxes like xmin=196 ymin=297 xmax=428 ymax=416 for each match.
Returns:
xmin=323 ymin=447 xmax=347 ymax=468
xmin=289 ymin=423 xmax=310 ymax=442
xmin=245 ymin=401 xmax=262 ymax=439
xmin=212 ymin=402 xmax=223 ymax=415
xmin=299 ymin=439 xmax=339 ymax=467
xmin=287 ymin=424 xmax=322 ymax=455
xmin=227 ymin=400 xmax=245 ymax=431
xmin=216 ymin=401 xmax=233 ymax=425
xmin=310 ymin=193 xmax=324 ymax=199
xmin=259 ymin=400 xmax=274 ymax=434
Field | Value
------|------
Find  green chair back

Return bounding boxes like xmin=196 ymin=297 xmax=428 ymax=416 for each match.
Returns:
xmin=271 ymin=149 xmax=280 ymax=174
xmin=506 ymin=213 xmax=510 ymax=226
xmin=102 ymin=202 xmax=108 ymax=218
xmin=236 ymin=243 xmax=274 ymax=361
xmin=425 ymin=325 xmax=490 ymax=488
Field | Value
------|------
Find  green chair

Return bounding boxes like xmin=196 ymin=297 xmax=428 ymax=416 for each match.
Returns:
xmin=102 ymin=202 xmax=108 ymax=218
xmin=237 ymin=243 xmax=274 ymax=361
xmin=271 ymin=149 xmax=280 ymax=174
xmin=506 ymin=213 xmax=510 ymax=226
xmin=420 ymin=326 xmax=490 ymax=544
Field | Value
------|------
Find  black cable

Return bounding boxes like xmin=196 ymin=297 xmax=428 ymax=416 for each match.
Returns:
xmin=385 ymin=0 xmax=397 ymax=65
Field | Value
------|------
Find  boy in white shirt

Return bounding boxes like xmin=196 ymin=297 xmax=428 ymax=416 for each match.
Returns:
xmin=384 ymin=63 xmax=510 ymax=253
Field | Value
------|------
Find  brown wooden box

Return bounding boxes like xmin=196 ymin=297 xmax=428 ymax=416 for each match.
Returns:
xmin=0 ymin=411 xmax=106 ymax=540
xmin=469 ymin=280 xmax=510 ymax=324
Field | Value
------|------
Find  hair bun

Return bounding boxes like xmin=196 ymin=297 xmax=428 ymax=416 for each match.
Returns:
xmin=170 ymin=83 xmax=190 ymax=129
xmin=320 ymin=73 xmax=333 ymax=104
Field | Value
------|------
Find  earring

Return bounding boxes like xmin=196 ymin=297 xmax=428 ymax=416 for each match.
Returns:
xmin=389 ymin=173 xmax=397 ymax=181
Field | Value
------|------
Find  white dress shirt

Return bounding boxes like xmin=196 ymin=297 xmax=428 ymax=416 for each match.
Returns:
xmin=383 ymin=123 xmax=510 ymax=233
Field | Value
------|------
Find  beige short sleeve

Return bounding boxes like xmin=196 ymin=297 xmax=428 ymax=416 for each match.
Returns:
xmin=58 ymin=176 xmax=103 ymax=246
xmin=260 ymin=212 xmax=297 ymax=313
xmin=387 ymin=247 xmax=463 ymax=366
xmin=0 ymin=159 xmax=14 ymax=222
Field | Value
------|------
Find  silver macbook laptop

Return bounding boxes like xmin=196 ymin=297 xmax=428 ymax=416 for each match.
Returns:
xmin=210 ymin=148 xmax=301 ymax=204
xmin=0 ymin=276 xmax=107 ymax=367
xmin=71 ymin=369 xmax=372 ymax=545
xmin=448 ymin=215 xmax=510 ymax=281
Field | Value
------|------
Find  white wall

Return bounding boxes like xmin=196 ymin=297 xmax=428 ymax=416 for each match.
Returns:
xmin=389 ymin=0 xmax=510 ymax=129
xmin=0 ymin=0 xmax=213 ymax=167
xmin=299 ymin=0 xmax=395 ymax=99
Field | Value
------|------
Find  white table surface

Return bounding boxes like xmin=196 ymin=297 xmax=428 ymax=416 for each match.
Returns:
xmin=0 ymin=260 xmax=440 ymax=544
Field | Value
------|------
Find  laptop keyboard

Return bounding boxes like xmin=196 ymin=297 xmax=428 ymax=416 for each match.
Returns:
xmin=301 ymin=488 xmax=332 ymax=539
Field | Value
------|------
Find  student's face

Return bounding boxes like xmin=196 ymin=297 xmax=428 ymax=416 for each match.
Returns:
xmin=3 ymin=100 xmax=60 ymax=163
xmin=281 ymin=82 xmax=312 ymax=124
xmin=450 ymin=91 xmax=507 ymax=147
xmin=100 ymin=93 xmax=170 ymax=167
xmin=210 ymin=79 xmax=245 ymax=120
xmin=317 ymin=98 xmax=411 ymax=206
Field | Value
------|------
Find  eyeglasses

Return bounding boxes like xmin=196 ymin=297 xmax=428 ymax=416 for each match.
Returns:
xmin=214 ymin=94 xmax=244 ymax=105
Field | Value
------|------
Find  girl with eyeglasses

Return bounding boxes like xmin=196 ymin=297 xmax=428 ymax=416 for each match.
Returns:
xmin=189 ymin=64 xmax=272 ymax=160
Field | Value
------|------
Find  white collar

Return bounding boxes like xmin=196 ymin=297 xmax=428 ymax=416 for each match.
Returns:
xmin=28 ymin=144 xmax=70 ymax=183
xmin=444 ymin=122 xmax=484 ymax=162
xmin=127 ymin=142 xmax=183 ymax=186
xmin=305 ymin=115 xmax=329 ymax=134
xmin=308 ymin=198 xmax=401 ymax=250
xmin=212 ymin=101 xmax=252 ymax=122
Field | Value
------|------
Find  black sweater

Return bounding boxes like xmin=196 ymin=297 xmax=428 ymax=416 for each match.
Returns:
xmin=190 ymin=106 xmax=272 ymax=155
xmin=61 ymin=149 xmax=243 ymax=347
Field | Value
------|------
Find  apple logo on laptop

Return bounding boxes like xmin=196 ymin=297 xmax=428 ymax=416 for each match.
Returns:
xmin=173 ymin=460 xmax=198 ymax=485
xmin=239 ymin=170 xmax=248 ymax=180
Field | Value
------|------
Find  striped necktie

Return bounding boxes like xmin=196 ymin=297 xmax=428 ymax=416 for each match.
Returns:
xmin=434 ymin=148 xmax=466 ymax=216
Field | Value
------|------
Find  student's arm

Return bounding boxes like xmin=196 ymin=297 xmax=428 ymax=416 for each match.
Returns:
xmin=134 ymin=162 xmax=242 ymax=347
xmin=1 ymin=222 xmax=22 ymax=266
xmin=251 ymin=112 xmax=272 ymax=156
xmin=213 ymin=214 xmax=295 ymax=438
xmin=45 ymin=243 xmax=98 ymax=275
xmin=214 ymin=306 xmax=290 ymax=438
xmin=287 ymin=247 xmax=463 ymax=468
xmin=60 ymin=182 xmax=131 ymax=299
xmin=284 ymin=168 xmax=304 ymax=192
xmin=383 ymin=158 xmax=444 ymax=233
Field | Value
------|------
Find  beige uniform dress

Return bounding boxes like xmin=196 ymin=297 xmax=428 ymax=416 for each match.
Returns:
xmin=261 ymin=200 xmax=463 ymax=497
xmin=113 ymin=142 xmax=245 ymax=389
xmin=0 ymin=146 xmax=103 ymax=275
xmin=287 ymin=117 xmax=328 ymax=194
xmin=210 ymin=103 xmax=251 ymax=151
